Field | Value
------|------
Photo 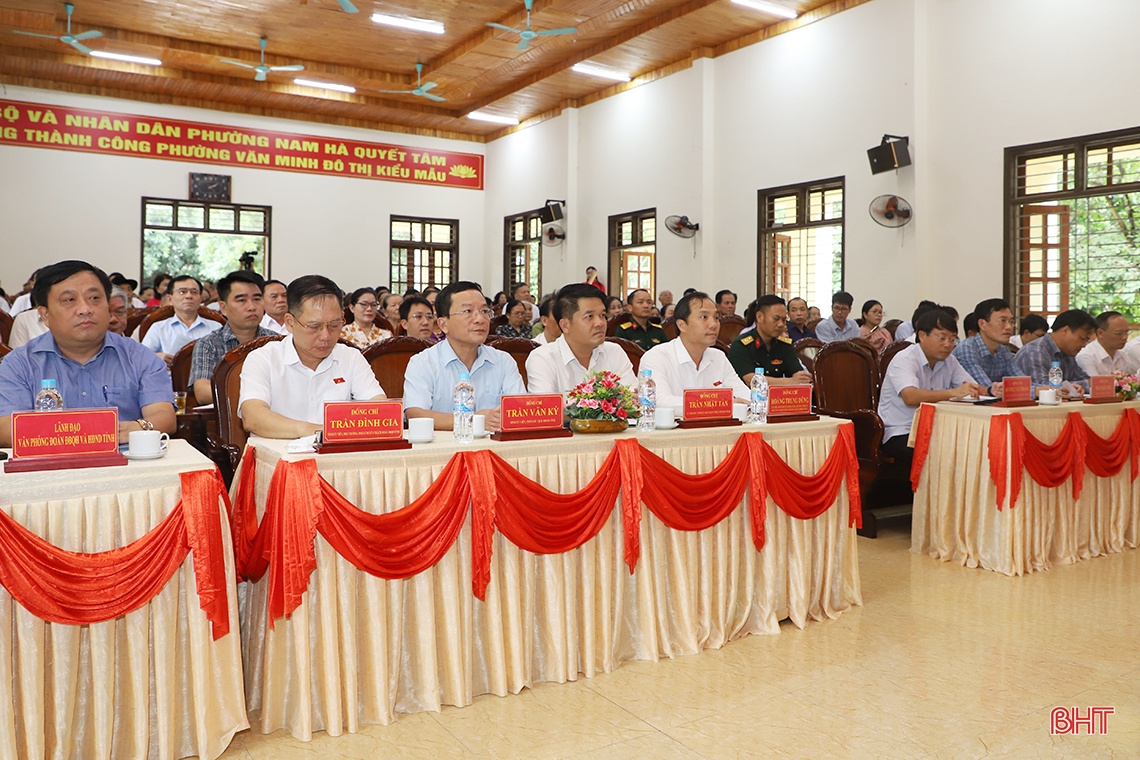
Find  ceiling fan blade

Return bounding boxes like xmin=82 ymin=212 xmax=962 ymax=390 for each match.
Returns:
xmin=419 ymin=81 xmax=437 ymax=91
xmin=337 ymin=0 xmax=360 ymax=13
xmin=11 ymin=31 xmax=60 ymax=39
xmin=270 ymin=65 xmax=306 ymax=72
xmin=375 ymin=89 xmax=416 ymax=95
xmin=71 ymin=30 xmax=103 ymax=41
xmin=486 ymin=23 xmax=522 ymax=33
xmin=420 ymin=92 xmax=446 ymax=102
xmin=255 ymin=70 xmax=267 ymax=82
xmin=68 ymin=40 xmax=93 ymax=54
xmin=537 ymin=27 xmax=577 ymax=36
xmin=516 ymin=37 xmax=530 ymax=51
xmin=220 ymin=59 xmax=258 ymax=69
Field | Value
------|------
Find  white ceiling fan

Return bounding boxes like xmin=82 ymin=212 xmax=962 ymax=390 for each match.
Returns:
xmin=487 ymin=0 xmax=577 ymax=51
xmin=12 ymin=3 xmax=102 ymax=54
xmin=374 ymin=63 xmax=445 ymax=102
xmin=221 ymin=38 xmax=305 ymax=82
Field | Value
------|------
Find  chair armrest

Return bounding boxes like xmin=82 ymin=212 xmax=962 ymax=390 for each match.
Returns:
xmin=822 ymin=409 xmax=885 ymax=465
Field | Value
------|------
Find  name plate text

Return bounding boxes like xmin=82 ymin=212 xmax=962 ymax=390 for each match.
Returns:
xmin=322 ymin=401 xmax=404 ymax=443
xmin=683 ymin=388 xmax=735 ymax=420
xmin=1002 ymin=376 xmax=1033 ymax=403
xmin=768 ymin=385 xmax=813 ymax=417
xmin=12 ymin=409 xmax=119 ymax=459
xmin=501 ymin=394 xmax=565 ymax=432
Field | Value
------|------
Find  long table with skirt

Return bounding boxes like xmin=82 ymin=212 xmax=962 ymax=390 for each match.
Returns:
xmin=233 ymin=419 xmax=863 ymax=741
xmin=0 ymin=440 xmax=248 ymax=760
xmin=909 ymin=400 xmax=1140 ymax=575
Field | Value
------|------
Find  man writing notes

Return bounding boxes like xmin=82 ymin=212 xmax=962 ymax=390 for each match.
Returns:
xmin=0 ymin=260 xmax=174 ymax=447
xmin=403 ymin=281 xmax=525 ymax=433
xmin=142 ymin=274 xmax=222 ymax=367
xmin=1011 ymin=309 xmax=1095 ymax=398
xmin=877 ymin=309 xmax=984 ymax=469
xmin=951 ymin=298 xmax=1022 ymax=396
xmin=239 ymin=275 xmax=385 ymax=438
xmin=727 ymin=295 xmax=813 ymax=386
xmin=1076 ymin=311 xmax=1137 ymax=376
xmin=640 ymin=291 xmax=751 ymax=409
xmin=613 ymin=288 xmax=668 ymax=350
xmin=526 ymin=283 xmax=635 ymax=394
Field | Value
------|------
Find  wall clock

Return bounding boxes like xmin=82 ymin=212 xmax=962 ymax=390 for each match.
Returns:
xmin=189 ymin=173 xmax=232 ymax=202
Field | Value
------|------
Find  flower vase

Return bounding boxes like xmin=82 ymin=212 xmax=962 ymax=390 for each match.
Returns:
xmin=569 ymin=418 xmax=627 ymax=434
xmin=1117 ymin=390 xmax=1137 ymax=401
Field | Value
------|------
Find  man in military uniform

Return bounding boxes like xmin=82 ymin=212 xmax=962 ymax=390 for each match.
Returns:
xmin=728 ymin=294 xmax=813 ymax=385
xmin=614 ymin=288 xmax=668 ymax=351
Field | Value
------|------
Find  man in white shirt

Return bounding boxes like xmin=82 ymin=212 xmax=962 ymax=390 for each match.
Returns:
xmin=814 ymin=291 xmax=862 ymax=343
xmin=877 ymin=309 xmax=984 ymax=469
xmin=259 ymin=279 xmax=290 ymax=335
xmin=526 ymin=283 xmax=635 ymax=395
xmin=1076 ymin=310 xmax=1137 ymax=376
xmin=511 ymin=282 xmax=541 ymax=325
xmin=7 ymin=307 xmax=49 ymax=348
xmin=640 ymin=291 xmax=750 ymax=410
xmin=1123 ymin=335 xmax=1140 ymax=371
xmin=141 ymin=275 xmax=222 ymax=366
xmin=8 ymin=270 xmax=39 ymax=316
xmin=239 ymin=275 xmax=385 ymax=438
xmin=532 ymin=297 xmax=561 ymax=346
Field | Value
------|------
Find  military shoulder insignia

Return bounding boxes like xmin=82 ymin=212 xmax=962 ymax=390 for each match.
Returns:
xmin=740 ymin=335 xmax=754 ymax=345
xmin=620 ymin=322 xmax=633 ymax=329
xmin=778 ymin=335 xmax=793 ymax=344
xmin=652 ymin=338 xmax=661 ymax=343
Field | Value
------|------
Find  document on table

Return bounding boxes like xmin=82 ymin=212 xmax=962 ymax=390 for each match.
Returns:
xmin=946 ymin=396 xmax=1000 ymax=404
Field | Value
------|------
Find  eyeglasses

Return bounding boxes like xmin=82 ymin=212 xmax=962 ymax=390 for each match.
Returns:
xmin=407 ymin=312 xmax=435 ymax=321
xmin=929 ymin=334 xmax=958 ymax=345
xmin=355 ymin=301 xmax=379 ymax=309
xmin=449 ymin=308 xmax=493 ymax=320
xmin=297 ymin=319 xmax=346 ymax=334
xmin=172 ymin=288 xmax=200 ymax=297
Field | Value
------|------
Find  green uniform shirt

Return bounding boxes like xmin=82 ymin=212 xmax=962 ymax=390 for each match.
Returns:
xmin=728 ymin=328 xmax=803 ymax=380
xmin=614 ymin=319 xmax=668 ymax=351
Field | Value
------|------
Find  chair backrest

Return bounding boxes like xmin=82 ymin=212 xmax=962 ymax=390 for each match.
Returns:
xmin=374 ymin=315 xmax=395 ymax=334
xmin=138 ymin=305 xmax=226 ymax=340
xmin=171 ymin=339 xmax=197 ymax=392
xmin=0 ymin=342 xmax=11 ymax=360
xmin=489 ymin=337 xmax=540 ymax=386
xmin=606 ymin=312 xmax=632 ymax=337
xmin=486 ymin=314 xmax=510 ymax=343
xmin=879 ymin=340 xmax=912 ymax=379
xmin=0 ymin=309 xmax=12 ymax=345
xmin=126 ymin=307 xmax=155 ymax=337
xmin=212 ymin=334 xmax=284 ymax=459
xmin=882 ymin=318 xmax=902 ymax=340
xmin=604 ymin=336 xmax=645 ymax=374
xmin=712 ymin=340 xmax=729 ymax=355
xmin=362 ymin=336 xmax=433 ymax=399
xmin=660 ymin=317 xmax=678 ymax=341
xmin=717 ymin=314 xmax=747 ymax=345
xmin=812 ymin=339 xmax=879 ymax=412
xmin=793 ymin=337 xmax=824 ymax=373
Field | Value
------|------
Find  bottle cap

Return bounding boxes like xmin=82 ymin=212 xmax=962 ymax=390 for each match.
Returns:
xmin=640 ymin=369 xmax=652 ymax=378
xmin=42 ymin=379 xmax=56 ymax=389
xmin=459 ymin=372 xmax=471 ymax=381
xmin=1051 ymin=361 xmax=1060 ymax=367
xmin=754 ymin=367 xmax=764 ymax=375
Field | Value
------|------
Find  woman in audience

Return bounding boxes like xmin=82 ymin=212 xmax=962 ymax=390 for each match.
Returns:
xmin=859 ymin=299 xmax=893 ymax=352
xmin=138 ymin=286 xmax=155 ymax=304
xmin=147 ymin=273 xmax=170 ymax=307
xmin=605 ymin=295 xmax=624 ymax=319
xmin=339 ymin=287 xmax=392 ymax=349
xmin=380 ymin=292 xmax=402 ymax=328
xmin=495 ymin=298 xmax=533 ymax=338
xmin=662 ymin=302 xmax=676 ymax=320
xmin=491 ymin=291 xmax=508 ymax=315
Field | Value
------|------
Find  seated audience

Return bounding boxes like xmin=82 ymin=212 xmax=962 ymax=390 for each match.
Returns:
xmin=527 ymin=283 xmax=635 ymax=394
xmin=496 ymin=298 xmax=534 ymax=338
xmin=0 ymin=260 xmax=174 ymax=447
xmin=239 ymin=275 xmax=385 ymax=438
xmin=533 ymin=297 xmax=562 ymax=345
xmin=146 ymin=273 xmax=170 ymax=307
xmin=585 ymin=266 xmax=605 ymax=294
xmin=605 ymin=295 xmax=625 ymax=319
xmin=9 ymin=269 xmax=40 ymax=316
xmin=962 ymin=312 xmax=979 ymax=339
xmin=715 ymin=289 xmax=738 ymax=317
xmin=951 ymin=298 xmax=1021 ymax=395
xmin=109 ymin=273 xmax=145 ymax=308
xmin=1008 ymin=313 xmax=1049 ymax=350
xmin=380 ymin=292 xmax=403 ymax=328
xmin=423 ymin=286 xmax=440 ymax=309
xmin=510 ymin=282 xmax=541 ymax=324
xmin=108 ymin=285 xmax=130 ymax=336
xmin=399 ymin=295 xmax=436 ymax=339
xmin=189 ymin=271 xmax=277 ymax=406
xmin=340 ymin=287 xmax=392 ymax=349
xmin=893 ymin=300 xmax=939 ymax=342
xmin=614 ymin=288 xmax=668 ymax=350
xmin=1076 ymin=310 xmax=1136 ymax=376
xmin=640 ymin=291 xmax=750 ymax=409
xmin=658 ymin=289 xmax=674 ymax=311
xmin=727 ymin=295 xmax=813 ymax=385
xmin=858 ymin=299 xmax=892 ymax=352
xmin=404 ymin=281 xmax=525 ymax=433
xmin=662 ymin=303 xmax=676 ymax=320
xmin=138 ymin=286 xmax=155 ymax=305
xmin=786 ymin=297 xmax=816 ymax=342
xmin=142 ymin=275 xmax=222 ymax=366
xmin=807 ymin=305 xmax=821 ymax=321
xmin=7 ymin=299 xmax=49 ymax=348
xmin=259 ymin=279 xmax=290 ymax=334
xmin=877 ymin=309 xmax=983 ymax=469
xmin=815 ymin=291 xmax=861 ymax=343
xmin=1011 ymin=309 xmax=1095 ymax=397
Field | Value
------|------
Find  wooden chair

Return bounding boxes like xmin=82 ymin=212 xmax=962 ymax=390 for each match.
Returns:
xmin=606 ymin=312 xmax=632 ymax=337
xmin=660 ymin=317 xmax=678 ymax=341
xmin=362 ymin=336 xmax=432 ymax=399
xmin=879 ymin=340 xmax=912 ymax=380
xmin=813 ymin=339 xmax=880 ymax=411
xmin=0 ymin=343 xmax=11 ymax=362
xmin=605 ymin=336 xmax=645 ymax=374
xmin=882 ymin=318 xmax=902 ymax=340
xmin=138 ymin=305 xmax=226 ymax=340
xmin=489 ymin=337 xmax=540 ymax=386
xmin=486 ymin=314 xmax=510 ymax=343
xmin=712 ymin=340 xmax=730 ymax=355
xmin=374 ymin=315 xmax=395 ymax=334
xmin=793 ymin=337 xmax=824 ymax=374
xmin=209 ymin=334 xmax=284 ymax=478
xmin=171 ymin=339 xmax=197 ymax=393
xmin=717 ymin=314 xmax=747 ymax=345
xmin=0 ymin=309 xmax=12 ymax=345
xmin=126 ymin=307 xmax=155 ymax=337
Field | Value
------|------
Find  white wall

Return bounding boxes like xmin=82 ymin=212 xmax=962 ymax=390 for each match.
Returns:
xmin=0 ymin=84 xmax=485 ymax=295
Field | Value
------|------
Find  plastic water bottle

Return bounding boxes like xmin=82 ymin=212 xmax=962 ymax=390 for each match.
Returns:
xmin=453 ymin=371 xmax=475 ymax=444
xmin=637 ymin=369 xmax=656 ymax=431
xmin=34 ymin=379 xmax=64 ymax=411
xmin=748 ymin=367 xmax=769 ymax=424
xmin=1048 ymin=361 xmax=1063 ymax=395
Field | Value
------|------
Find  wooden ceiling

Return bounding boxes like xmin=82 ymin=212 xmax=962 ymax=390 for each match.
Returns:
xmin=0 ymin=0 xmax=870 ymax=143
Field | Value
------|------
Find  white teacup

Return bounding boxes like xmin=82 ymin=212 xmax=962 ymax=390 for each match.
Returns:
xmin=407 ymin=418 xmax=434 ymax=441
xmin=1039 ymin=388 xmax=1058 ymax=404
xmin=655 ymin=407 xmax=676 ymax=429
xmin=472 ymin=414 xmax=486 ymax=437
xmin=128 ymin=430 xmax=169 ymax=457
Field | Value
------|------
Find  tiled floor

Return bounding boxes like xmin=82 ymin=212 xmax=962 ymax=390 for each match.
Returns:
xmin=221 ymin=523 xmax=1140 ymax=758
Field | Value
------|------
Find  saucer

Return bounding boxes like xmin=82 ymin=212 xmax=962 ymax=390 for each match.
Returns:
xmin=473 ymin=431 xmax=490 ymax=438
xmin=655 ymin=422 xmax=679 ymax=430
xmin=1039 ymin=400 xmax=1062 ymax=406
xmin=407 ymin=435 xmax=436 ymax=444
xmin=125 ymin=449 xmax=167 ymax=461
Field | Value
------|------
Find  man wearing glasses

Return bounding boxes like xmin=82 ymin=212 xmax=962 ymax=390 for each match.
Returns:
xmin=239 ymin=275 xmax=385 ymax=438
xmin=403 ymin=281 xmax=526 ymax=433
xmin=1076 ymin=311 xmax=1137 ymax=376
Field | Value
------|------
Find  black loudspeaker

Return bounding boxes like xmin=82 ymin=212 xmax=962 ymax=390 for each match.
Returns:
xmin=868 ymin=137 xmax=911 ymax=175
xmin=539 ymin=201 xmax=564 ymax=223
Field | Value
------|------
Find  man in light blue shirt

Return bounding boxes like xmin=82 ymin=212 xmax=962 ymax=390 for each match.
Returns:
xmin=404 ymin=281 xmax=526 ymax=433
xmin=0 ymin=260 xmax=175 ymax=446
xmin=814 ymin=291 xmax=861 ymax=343
xmin=951 ymin=297 xmax=1022 ymax=395
xmin=1011 ymin=309 xmax=1095 ymax=397
xmin=142 ymin=274 xmax=222 ymax=366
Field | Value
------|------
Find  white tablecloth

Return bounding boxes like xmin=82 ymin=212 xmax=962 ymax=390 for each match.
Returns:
xmin=237 ymin=420 xmax=862 ymax=740
xmin=0 ymin=440 xmax=248 ymax=760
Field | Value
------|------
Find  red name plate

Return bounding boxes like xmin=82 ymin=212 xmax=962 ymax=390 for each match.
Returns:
xmin=322 ymin=401 xmax=404 ymax=443
xmin=1090 ymin=375 xmax=1116 ymax=398
xmin=11 ymin=409 xmax=119 ymax=459
xmin=768 ymin=385 xmax=813 ymax=417
xmin=1002 ymin=377 xmax=1033 ymax=403
xmin=683 ymin=388 xmax=735 ymax=420
xmin=501 ymin=394 xmax=564 ymax=432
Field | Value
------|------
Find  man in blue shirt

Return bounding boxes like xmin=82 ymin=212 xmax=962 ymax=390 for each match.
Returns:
xmin=403 ymin=281 xmax=526 ymax=433
xmin=1012 ymin=309 xmax=1095 ymax=398
xmin=814 ymin=291 xmax=861 ymax=343
xmin=785 ymin=297 xmax=816 ymax=343
xmin=951 ymin=298 xmax=1022 ymax=396
xmin=0 ymin=260 xmax=175 ymax=447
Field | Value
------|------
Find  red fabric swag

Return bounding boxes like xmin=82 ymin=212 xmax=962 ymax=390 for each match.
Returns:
xmin=910 ymin=404 xmax=936 ymax=491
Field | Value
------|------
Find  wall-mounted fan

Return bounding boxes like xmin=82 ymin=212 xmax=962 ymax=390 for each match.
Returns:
xmin=487 ymin=0 xmax=577 ymax=51
xmin=869 ymin=195 xmax=913 ymax=227
xmin=221 ymin=38 xmax=304 ymax=82
xmin=12 ymin=3 xmax=102 ymax=54
xmin=543 ymin=222 xmax=565 ymax=246
xmin=664 ymin=215 xmax=699 ymax=238
xmin=374 ymin=63 xmax=444 ymax=102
